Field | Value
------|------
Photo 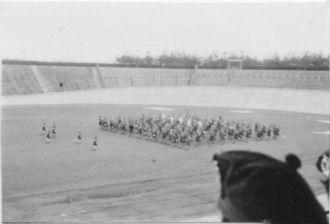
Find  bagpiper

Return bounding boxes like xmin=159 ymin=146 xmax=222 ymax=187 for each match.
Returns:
xmin=75 ymin=130 xmax=82 ymax=144
xmin=92 ymin=136 xmax=98 ymax=151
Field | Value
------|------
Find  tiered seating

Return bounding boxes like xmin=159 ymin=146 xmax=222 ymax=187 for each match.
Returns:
xmin=2 ymin=63 xmax=329 ymax=95
xmin=2 ymin=65 xmax=43 ymax=95
xmin=100 ymin=67 xmax=192 ymax=87
xmin=227 ymin=70 xmax=268 ymax=87
xmin=191 ymin=70 xmax=230 ymax=86
xmin=153 ymin=69 xmax=191 ymax=86
xmin=99 ymin=67 xmax=130 ymax=87
xmin=92 ymin=67 xmax=330 ymax=90
xmin=191 ymin=69 xmax=329 ymax=89
xmin=38 ymin=66 xmax=96 ymax=92
xmin=291 ymin=71 xmax=329 ymax=89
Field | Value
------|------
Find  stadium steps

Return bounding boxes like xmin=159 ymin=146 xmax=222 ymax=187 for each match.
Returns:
xmin=31 ymin=65 xmax=50 ymax=93
xmin=2 ymin=65 xmax=43 ymax=95
xmin=91 ymin=67 xmax=101 ymax=89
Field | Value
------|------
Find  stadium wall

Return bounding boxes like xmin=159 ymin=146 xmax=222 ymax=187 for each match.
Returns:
xmin=1 ymin=63 xmax=329 ymax=95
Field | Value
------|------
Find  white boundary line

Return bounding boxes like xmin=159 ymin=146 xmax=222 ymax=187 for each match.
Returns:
xmin=2 ymin=87 xmax=329 ymax=115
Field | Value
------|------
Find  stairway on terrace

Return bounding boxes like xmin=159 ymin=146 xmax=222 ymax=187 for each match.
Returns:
xmin=2 ymin=65 xmax=43 ymax=95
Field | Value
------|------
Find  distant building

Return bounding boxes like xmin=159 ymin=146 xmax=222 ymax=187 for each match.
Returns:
xmin=227 ymin=59 xmax=243 ymax=69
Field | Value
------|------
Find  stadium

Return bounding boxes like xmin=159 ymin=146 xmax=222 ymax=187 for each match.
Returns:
xmin=2 ymin=2 xmax=330 ymax=223
xmin=2 ymin=60 xmax=329 ymax=222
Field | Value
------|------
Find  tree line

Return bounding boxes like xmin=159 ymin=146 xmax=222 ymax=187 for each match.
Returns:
xmin=115 ymin=52 xmax=329 ymax=70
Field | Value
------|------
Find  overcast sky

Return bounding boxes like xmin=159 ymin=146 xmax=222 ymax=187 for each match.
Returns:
xmin=2 ymin=2 xmax=329 ymax=63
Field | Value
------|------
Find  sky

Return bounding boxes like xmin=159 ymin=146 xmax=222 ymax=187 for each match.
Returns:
xmin=2 ymin=2 xmax=329 ymax=63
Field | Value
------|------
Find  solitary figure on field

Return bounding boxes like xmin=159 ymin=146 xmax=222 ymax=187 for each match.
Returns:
xmin=75 ymin=130 xmax=82 ymax=144
xmin=92 ymin=137 xmax=98 ymax=151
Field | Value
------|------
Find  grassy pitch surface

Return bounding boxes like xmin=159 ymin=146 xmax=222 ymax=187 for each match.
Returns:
xmin=2 ymin=104 xmax=329 ymax=222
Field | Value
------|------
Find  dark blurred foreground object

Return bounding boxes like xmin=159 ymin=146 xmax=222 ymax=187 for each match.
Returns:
xmin=213 ymin=150 xmax=328 ymax=224
xmin=316 ymin=150 xmax=329 ymax=194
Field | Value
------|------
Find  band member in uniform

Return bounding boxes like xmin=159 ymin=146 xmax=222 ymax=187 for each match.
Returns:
xmin=92 ymin=136 xmax=98 ymax=151
xmin=75 ymin=130 xmax=82 ymax=144
xmin=267 ymin=126 xmax=272 ymax=137
xmin=98 ymin=116 xmax=103 ymax=126
xmin=245 ymin=125 xmax=252 ymax=139
xmin=129 ymin=120 xmax=134 ymax=136
xmin=40 ymin=122 xmax=47 ymax=135
xmin=45 ymin=130 xmax=52 ymax=143
xmin=273 ymin=125 xmax=280 ymax=139
xmin=51 ymin=122 xmax=56 ymax=139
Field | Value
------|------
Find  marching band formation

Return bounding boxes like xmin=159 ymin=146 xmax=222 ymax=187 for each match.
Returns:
xmin=98 ymin=113 xmax=280 ymax=147
xmin=39 ymin=112 xmax=281 ymax=150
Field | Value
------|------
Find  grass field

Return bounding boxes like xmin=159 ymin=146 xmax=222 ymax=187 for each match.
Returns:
xmin=2 ymin=103 xmax=329 ymax=222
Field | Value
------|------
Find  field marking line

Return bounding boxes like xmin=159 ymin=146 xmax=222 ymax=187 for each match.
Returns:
xmin=311 ymin=131 xmax=330 ymax=135
xmin=230 ymin=110 xmax=253 ymax=114
xmin=143 ymin=106 xmax=173 ymax=111
xmin=317 ymin=120 xmax=330 ymax=124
